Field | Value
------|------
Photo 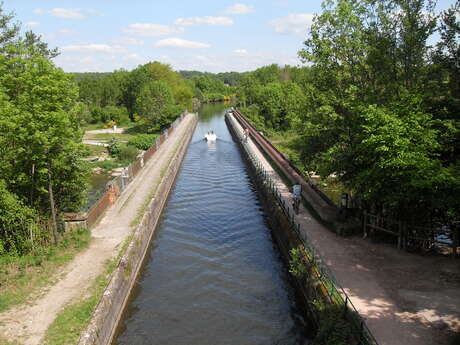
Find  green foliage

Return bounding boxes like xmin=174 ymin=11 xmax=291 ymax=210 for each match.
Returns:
xmin=116 ymin=145 xmax=138 ymax=163
xmin=89 ymin=159 xmax=123 ymax=172
xmin=289 ymin=246 xmax=307 ymax=277
xmin=0 ymin=180 xmax=38 ymax=255
xmin=0 ymin=40 xmax=89 ymax=217
xmin=135 ymin=80 xmax=181 ymax=132
xmin=235 ymin=0 xmax=460 ymax=224
xmin=107 ymin=137 xmax=120 ymax=155
xmin=192 ymin=75 xmax=228 ymax=102
xmin=127 ymin=134 xmax=157 ymax=150
xmin=180 ymin=70 xmax=242 ymax=86
xmin=0 ymin=228 xmax=90 ymax=312
xmin=312 ymin=303 xmax=354 ymax=345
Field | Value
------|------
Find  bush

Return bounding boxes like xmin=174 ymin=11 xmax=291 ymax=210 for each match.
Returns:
xmin=0 ymin=180 xmax=39 ymax=256
xmin=107 ymin=137 xmax=120 ymax=156
xmin=103 ymin=106 xmax=130 ymax=125
xmin=127 ymin=134 xmax=157 ymax=150
xmin=89 ymin=105 xmax=105 ymax=123
xmin=117 ymin=145 xmax=138 ymax=163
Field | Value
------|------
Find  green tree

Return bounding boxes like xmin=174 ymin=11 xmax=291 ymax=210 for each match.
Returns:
xmin=0 ymin=44 xmax=88 ymax=217
xmin=135 ymin=80 xmax=180 ymax=131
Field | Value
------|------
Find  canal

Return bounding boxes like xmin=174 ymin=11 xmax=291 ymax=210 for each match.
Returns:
xmin=113 ymin=103 xmax=310 ymax=345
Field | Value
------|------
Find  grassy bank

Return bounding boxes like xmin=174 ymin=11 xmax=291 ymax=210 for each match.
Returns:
xmin=0 ymin=228 xmax=91 ymax=313
xmin=267 ymin=131 xmax=345 ymax=206
xmin=42 ymin=233 xmax=133 ymax=345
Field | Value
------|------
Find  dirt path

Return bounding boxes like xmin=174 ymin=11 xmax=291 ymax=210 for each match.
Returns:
xmin=0 ymin=113 xmax=196 ymax=345
xmin=230 ymin=114 xmax=460 ymax=345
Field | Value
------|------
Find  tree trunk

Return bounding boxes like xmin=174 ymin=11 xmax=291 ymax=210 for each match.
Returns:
xmin=48 ymin=166 xmax=58 ymax=245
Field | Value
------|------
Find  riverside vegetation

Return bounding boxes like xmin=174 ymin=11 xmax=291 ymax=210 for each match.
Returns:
xmin=237 ymin=0 xmax=460 ymax=234
xmin=1 ymin=0 xmax=459 ymax=344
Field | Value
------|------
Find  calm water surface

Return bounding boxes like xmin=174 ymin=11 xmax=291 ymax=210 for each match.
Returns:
xmin=114 ymin=103 xmax=310 ymax=345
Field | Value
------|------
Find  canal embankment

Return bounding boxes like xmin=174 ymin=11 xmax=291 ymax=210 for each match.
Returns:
xmin=78 ymin=114 xmax=198 ymax=345
xmin=113 ymin=103 xmax=310 ymax=345
xmin=226 ymin=110 xmax=460 ymax=345
xmin=0 ymin=112 xmax=198 ymax=345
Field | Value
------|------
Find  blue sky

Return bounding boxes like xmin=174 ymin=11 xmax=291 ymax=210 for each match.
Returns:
xmin=5 ymin=1 xmax=457 ymax=73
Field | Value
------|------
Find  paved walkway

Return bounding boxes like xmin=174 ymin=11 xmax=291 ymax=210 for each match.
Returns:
xmin=229 ymin=114 xmax=460 ymax=345
xmin=0 ymin=113 xmax=197 ymax=345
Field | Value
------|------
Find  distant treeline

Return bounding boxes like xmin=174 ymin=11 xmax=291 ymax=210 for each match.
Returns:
xmin=179 ymin=70 xmax=242 ymax=87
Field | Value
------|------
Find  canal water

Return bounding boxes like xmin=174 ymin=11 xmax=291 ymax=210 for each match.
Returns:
xmin=113 ymin=103 xmax=310 ymax=345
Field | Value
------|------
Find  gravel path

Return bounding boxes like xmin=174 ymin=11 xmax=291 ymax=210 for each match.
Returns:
xmin=0 ymin=113 xmax=197 ymax=345
xmin=229 ymin=113 xmax=460 ymax=345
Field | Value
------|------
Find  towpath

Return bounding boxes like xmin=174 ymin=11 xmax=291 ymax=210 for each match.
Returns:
xmin=0 ymin=113 xmax=196 ymax=345
xmin=230 ymin=114 xmax=460 ymax=345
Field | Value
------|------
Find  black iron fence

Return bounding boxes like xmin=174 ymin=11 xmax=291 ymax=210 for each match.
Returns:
xmin=229 ymin=113 xmax=379 ymax=345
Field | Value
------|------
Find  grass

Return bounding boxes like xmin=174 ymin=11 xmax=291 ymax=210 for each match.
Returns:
xmin=0 ymin=228 xmax=91 ymax=313
xmin=80 ymin=123 xmax=104 ymax=132
xmin=83 ymin=133 xmax=135 ymax=142
xmin=43 ymin=233 xmax=133 ymax=345
xmin=265 ymin=129 xmax=347 ymax=206
xmin=89 ymin=159 xmax=126 ymax=172
xmin=83 ymin=144 xmax=107 ymax=158
xmin=42 ymin=261 xmax=112 ymax=345
xmin=310 ymin=176 xmax=345 ymax=206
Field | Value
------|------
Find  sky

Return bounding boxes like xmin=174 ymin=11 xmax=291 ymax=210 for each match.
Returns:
xmin=4 ymin=0 xmax=457 ymax=73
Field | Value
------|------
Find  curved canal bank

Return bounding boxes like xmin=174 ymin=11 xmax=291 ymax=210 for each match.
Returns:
xmin=112 ymin=103 xmax=311 ymax=345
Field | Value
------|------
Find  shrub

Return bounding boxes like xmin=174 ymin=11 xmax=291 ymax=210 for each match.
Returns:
xmin=117 ymin=145 xmax=138 ymax=163
xmin=127 ymin=134 xmax=157 ymax=150
xmin=104 ymin=106 xmax=130 ymax=125
xmin=0 ymin=180 xmax=40 ymax=256
xmin=107 ymin=137 xmax=120 ymax=156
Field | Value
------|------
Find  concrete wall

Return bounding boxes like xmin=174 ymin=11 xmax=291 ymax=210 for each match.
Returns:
xmin=78 ymin=114 xmax=198 ymax=345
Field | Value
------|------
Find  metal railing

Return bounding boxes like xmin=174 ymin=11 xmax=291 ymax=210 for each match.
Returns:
xmin=229 ymin=114 xmax=379 ymax=345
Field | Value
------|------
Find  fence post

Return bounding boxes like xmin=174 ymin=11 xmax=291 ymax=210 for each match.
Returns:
xmin=363 ymin=211 xmax=368 ymax=238
xmin=452 ymin=224 xmax=459 ymax=258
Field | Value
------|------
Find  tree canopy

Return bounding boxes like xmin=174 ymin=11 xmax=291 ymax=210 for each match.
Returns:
xmin=237 ymin=0 xmax=460 ymax=224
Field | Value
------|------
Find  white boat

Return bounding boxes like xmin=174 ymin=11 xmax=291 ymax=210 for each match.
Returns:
xmin=204 ymin=132 xmax=217 ymax=142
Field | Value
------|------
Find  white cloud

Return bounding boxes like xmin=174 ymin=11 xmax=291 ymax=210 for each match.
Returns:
xmin=34 ymin=8 xmax=98 ymax=19
xmin=111 ymin=37 xmax=144 ymax=46
xmin=53 ymin=48 xmax=300 ymax=73
xmin=174 ymin=16 xmax=234 ymax=26
xmin=155 ymin=38 xmax=210 ymax=49
xmin=158 ymin=50 xmax=300 ymax=73
xmin=50 ymin=8 xmax=85 ymax=19
xmin=25 ymin=21 xmax=40 ymax=28
xmin=123 ymin=23 xmax=184 ymax=37
xmin=233 ymin=49 xmax=248 ymax=56
xmin=123 ymin=53 xmax=147 ymax=64
xmin=224 ymin=3 xmax=255 ymax=15
xmin=61 ymin=44 xmax=127 ymax=54
xmin=270 ymin=13 xmax=314 ymax=35
xmin=40 ymin=29 xmax=77 ymax=40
